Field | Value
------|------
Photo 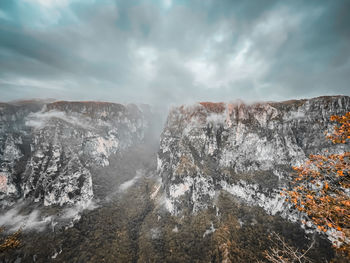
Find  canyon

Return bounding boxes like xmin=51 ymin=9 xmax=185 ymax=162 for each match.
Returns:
xmin=0 ymin=95 xmax=349 ymax=262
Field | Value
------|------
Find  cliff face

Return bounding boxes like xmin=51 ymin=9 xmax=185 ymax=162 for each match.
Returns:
xmin=157 ymin=96 xmax=350 ymax=216
xmin=1 ymin=96 xmax=349 ymax=215
xmin=1 ymin=96 xmax=348 ymax=262
xmin=0 ymin=101 xmax=151 ymax=207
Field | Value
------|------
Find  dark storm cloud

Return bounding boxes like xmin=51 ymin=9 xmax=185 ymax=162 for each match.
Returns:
xmin=0 ymin=0 xmax=349 ymax=105
xmin=261 ymin=1 xmax=350 ymax=98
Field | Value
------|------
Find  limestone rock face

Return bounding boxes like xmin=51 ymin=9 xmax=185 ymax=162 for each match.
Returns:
xmin=157 ymin=96 xmax=350 ymax=216
xmin=0 ymin=101 xmax=151 ymax=207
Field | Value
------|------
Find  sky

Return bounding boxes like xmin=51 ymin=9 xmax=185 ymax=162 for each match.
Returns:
xmin=0 ymin=0 xmax=349 ymax=107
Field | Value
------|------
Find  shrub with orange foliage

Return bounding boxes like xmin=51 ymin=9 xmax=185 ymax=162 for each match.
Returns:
xmin=284 ymin=112 xmax=350 ymax=259
xmin=327 ymin=112 xmax=350 ymax=144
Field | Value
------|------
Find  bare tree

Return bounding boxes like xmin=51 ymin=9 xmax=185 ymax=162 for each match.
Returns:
xmin=263 ymin=232 xmax=315 ymax=263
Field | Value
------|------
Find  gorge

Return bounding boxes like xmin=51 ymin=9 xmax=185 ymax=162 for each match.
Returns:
xmin=0 ymin=95 xmax=349 ymax=262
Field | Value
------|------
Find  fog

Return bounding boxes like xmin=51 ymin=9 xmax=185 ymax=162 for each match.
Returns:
xmin=1 ymin=3 xmax=349 ymax=261
xmin=25 ymin=109 xmax=94 ymax=130
xmin=118 ymin=169 xmax=143 ymax=192
xmin=0 ymin=200 xmax=97 ymax=232
xmin=0 ymin=205 xmax=52 ymax=232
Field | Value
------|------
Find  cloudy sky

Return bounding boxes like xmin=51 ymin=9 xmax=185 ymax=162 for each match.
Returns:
xmin=0 ymin=0 xmax=349 ymax=106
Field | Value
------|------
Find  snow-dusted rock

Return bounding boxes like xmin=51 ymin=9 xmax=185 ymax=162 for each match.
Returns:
xmin=158 ymin=96 xmax=350 ymax=215
xmin=0 ymin=101 xmax=151 ymax=207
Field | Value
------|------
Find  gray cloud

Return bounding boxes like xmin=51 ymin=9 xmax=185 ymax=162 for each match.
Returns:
xmin=0 ymin=0 xmax=349 ymax=107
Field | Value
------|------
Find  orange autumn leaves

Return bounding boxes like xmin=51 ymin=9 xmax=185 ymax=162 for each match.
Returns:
xmin=283 ymin=112 xmax=350 ymax=257
xmin=327 ymin=112 xmax=350 ymax=144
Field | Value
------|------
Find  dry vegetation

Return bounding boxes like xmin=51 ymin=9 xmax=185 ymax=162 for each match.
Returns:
xmin=199 ymin=102 xmax=226 ymax=113
xmin=0 ymin=227 xmax=21 ymax=252
xmin=263 ymin=232 xmax=315 ymax=263
xmin=284 ymin=112 xmax=350 ymax=260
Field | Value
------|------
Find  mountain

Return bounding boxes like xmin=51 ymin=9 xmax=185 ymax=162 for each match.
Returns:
xmin=0 ymin=96 xmax=349 ymax=262
xmin=158 ymin=96 xmax=349 ymax=217
xmin=0 ymin=100 xmax=153 ymax=207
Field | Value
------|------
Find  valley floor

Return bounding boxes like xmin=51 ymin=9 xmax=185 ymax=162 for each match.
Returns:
xmin=0 ymin=178 xmax=335 ymax=263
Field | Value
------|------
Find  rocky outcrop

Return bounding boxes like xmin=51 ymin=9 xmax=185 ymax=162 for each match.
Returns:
xmin=157 ymin=96 xmax=350 ymax=216
xmin=0 ymin=101 xmax=151 ymax=207
xmin=2 ymin=96 xmax=349 ymax=215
